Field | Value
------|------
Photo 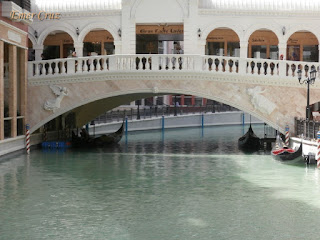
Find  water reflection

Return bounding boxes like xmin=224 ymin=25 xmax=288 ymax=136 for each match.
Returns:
xmin=1 ymin=125 xmax=320 ymax=240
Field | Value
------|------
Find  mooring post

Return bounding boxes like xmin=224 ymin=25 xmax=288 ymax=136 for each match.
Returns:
xmin=317 ymin=130 xmax=320 ymax=168
xmin=201 ymin=113 xmax=204 ymax=129
xmin=162 ymin=115 xmax=165 ymax=133
xmin=26 ymin=124 xmax=30 ymax=154
xmin=285 ymin=125 xmax=290 ymax=146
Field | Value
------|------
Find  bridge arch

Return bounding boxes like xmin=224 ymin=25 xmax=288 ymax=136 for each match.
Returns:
xmin=28 ymin=75 xmax=301 ymax=134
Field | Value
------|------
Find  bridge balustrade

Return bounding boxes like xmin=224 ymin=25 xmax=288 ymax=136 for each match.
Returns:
xmin=27 ymin=54 xmax=320 ymax=80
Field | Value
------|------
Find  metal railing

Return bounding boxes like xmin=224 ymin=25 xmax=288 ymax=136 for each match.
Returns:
xmin=93 ymin=104 xmax=238 ymax=124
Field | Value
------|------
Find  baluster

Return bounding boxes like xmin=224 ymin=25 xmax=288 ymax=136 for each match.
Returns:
xmin=35 ymin=63 xmax=39 ymax=76
xmin=47 ymin=62 xmax=52 ymax=75
xmin=181 ymin=56 xmax=186 ymax=70
xmin=83 ymin=59 xmax=88 ymax=72
xmin=89 ymin=58 xmax=94 ymax=72
xmin=216 ymin=58 xmax=221 ymax=72
xmin=147 ymin=56 xmax=151 ymax=70
xmin=207 ymin=58 xmax=210 ymax=71
xmin=54 ymin=61 xmax=59 ymax=74
xmin=171 ymin=57 xmax=176 ymax=70
xmin=128 ymin=57 xmax=133 ymax=70
xmin=96 ymin=58 xmax=101 ymax=71
xmin=61 ymin=60 xmax=66 ymax=74
xmin=230 ymin=60 xmax=234 ymax=73
xmin=168 ymin=57 xmax=172 ymax=70
xmin=264 ymin=62 xmax=268 ymax=75
xmin=136 ymin=57 xmax=141 ymax=70
xmin=159 ymin=56 xmax=164 ymax=70
xmin=102 ymin=57 xmax=107 ymax=71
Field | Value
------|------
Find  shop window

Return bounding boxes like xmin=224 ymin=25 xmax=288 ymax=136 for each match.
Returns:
xmin=269 ymin=45 xmax=279 ymax=60
xmin=227 ymin=42 xmax=240 ymax=57
xmin=195 ymin=97 xmax=203 ymax=106
xmin=252 ymin=45 xmax=267 ymax=59
xmin=156 ymin=97 xmax=163 ymax=105
xmin=104 ymin=42 xmax=115 ymax=55
xmin=4 ymin=120 xmax=11 ymax=138
xmin=84 ymin=42 xmax=101 ymax=56
xmin=184 ymin=96 xmax=192 ymax=106
xmin=17 ymin=118 xmax=24 ymax=136
xmin=287 ymin=45 xmax=300 ymax=61
xmin=43 ymin=46 xmax=60 ymax=60
xmin=206 ymin=42 xmax=224 ymax=56
xmin=303 ymin=45 xmax=319 ymax=62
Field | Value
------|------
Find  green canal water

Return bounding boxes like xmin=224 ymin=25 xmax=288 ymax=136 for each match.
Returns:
xmin=1 ymin=125 xmax=320 ymax=240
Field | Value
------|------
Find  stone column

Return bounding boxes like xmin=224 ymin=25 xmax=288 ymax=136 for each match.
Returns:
xmin=9 ymin=45 xmax=17 ymax=137
xmin=19 ymin=48 xmax=28 ymax=131
xmin=278 ymin=42 xmax=287 ymax=60
xmin=114 ymin=40 xmax=122 ymax=55
xmin=0 ymin=41 xmax=4 ymax=140
xmin=34 ymin=45 xmax=44 ymax=61
xmin=183 ymin=0 xmax=199 ymax=55
xmin=278 ymin=42 xmax=287 ymax=77
xmin=74 ymin=42 xmax=83 ymax=57
xmin=121 ymin=1 xmax=136 ymax=54
xmin=239 ymin=41 xmax=248 ymax=74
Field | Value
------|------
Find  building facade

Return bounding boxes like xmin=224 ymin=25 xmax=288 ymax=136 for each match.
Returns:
xmin=0 ymin=0 xmax=31 ymax=140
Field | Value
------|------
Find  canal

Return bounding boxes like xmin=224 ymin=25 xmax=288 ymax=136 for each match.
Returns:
xmin=1 ymin=124 xmax=320 ymax=240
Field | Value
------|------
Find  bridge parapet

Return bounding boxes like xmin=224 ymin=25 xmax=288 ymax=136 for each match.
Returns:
xmin=28 ymin=54 xmax=320 ymax=80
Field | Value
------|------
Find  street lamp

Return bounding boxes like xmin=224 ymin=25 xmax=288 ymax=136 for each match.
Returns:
xmin=297 ymin=66 xmax=317 ymax=121
xmin=174 ymin=95 xmax=177 ymax=116
xmin=136 ymin=100 xmax=141 ymax=120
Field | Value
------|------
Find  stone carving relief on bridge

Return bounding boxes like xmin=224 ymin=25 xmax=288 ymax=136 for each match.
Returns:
xmin=44 ymin=85 xmax=69 ymax=112
xmin=247 ymin=86 xmax=277 ymax=115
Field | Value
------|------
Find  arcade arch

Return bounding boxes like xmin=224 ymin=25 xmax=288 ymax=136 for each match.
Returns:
xmin=83 ymin=29 xmax=115 ymax=57
xmin=248 ymin=30 xmax=279 ymax=59
xmin=42 ymin=31 xmax=74 ymax=59
xmin=287 ymin=31 xmax=319 ymax=62
xmin=205 ymin=28 xmax=240 ymax=57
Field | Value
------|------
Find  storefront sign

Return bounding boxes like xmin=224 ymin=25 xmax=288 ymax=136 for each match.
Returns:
xmin=288 ymin=38 xmax=299 ymax=44
xmin=136 ymin=25 xmax=183 ymax=35
xmin=251 ymin=38 xmax=265 ymax=43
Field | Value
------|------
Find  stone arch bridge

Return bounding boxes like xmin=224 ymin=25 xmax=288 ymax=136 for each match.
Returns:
xmin=27 ymin=54 xmax=320 ymax=134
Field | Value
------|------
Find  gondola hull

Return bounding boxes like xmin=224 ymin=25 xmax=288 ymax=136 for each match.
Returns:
xmin=72 ymin=122 xmax=124 ymax=148
xmin=238 ymin=125 xmax=260 ymax=151
xmin=271 ymin=144 xmax=302 ymax=161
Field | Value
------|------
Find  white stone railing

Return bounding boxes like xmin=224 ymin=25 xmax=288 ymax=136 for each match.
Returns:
xmin=27 ymin=54 xmax=320 ymax=80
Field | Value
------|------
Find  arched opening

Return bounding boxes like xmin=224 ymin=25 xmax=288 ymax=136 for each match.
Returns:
xmin=83 ymin=29 xmax=114 ymax=57
xmin=287 ymin=31 xmax=319 ymax=62
xmin=248 ymin=30 xmax=279 ymax=59
xmin=206 ymin=28 xmax=240 ymax=57
xmin=43 ymin=31 xmax=74 ymax=59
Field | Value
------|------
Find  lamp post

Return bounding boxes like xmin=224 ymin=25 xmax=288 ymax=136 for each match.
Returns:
xmin=174 ymin=95 xmax=177 ymax=116
xmin=297 ymin=67 xmax=317 ymax=121
xmin=136 ymin=100 xmax=141 ymax=120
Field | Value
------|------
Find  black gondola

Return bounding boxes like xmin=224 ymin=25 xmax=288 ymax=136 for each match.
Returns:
xmin=238 ymin=124 xmax=260 ymax=151
xmin=72 ymin=121 xmax=124 ymax=148
xmin=271 ymin=135 xmax=302 ymax=161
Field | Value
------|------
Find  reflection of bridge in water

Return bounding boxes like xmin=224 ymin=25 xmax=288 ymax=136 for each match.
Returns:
xmin=27 ymin=54 xmax=320 ymax=135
